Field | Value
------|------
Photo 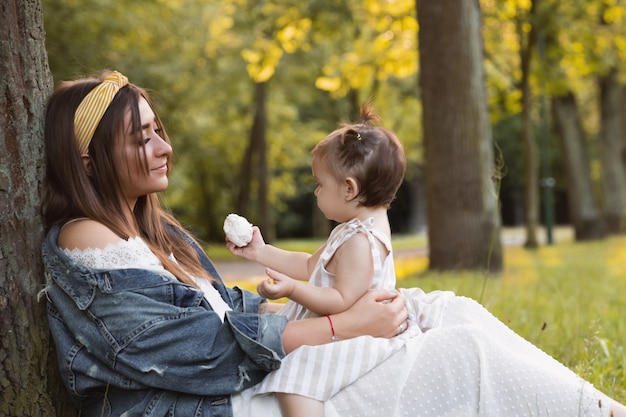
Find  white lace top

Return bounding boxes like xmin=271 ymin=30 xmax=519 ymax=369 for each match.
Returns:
xmin=63 ymin=236 xmax=232 ymax=322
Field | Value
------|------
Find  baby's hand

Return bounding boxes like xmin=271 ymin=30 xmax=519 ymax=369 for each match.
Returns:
xmin=256 ymin=268 xmax=295 ymax=300
xmin=226 ymin=226 xmax=265 ymax=262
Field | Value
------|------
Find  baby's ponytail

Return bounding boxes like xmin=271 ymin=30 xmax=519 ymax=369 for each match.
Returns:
xmin=357 ymin=100 xmax=382 ymax=126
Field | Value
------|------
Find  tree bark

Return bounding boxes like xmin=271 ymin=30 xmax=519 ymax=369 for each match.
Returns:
xmin=598 ymin=68 xmax=626 ymax=234
xmin=417 ymin=0 xmax=503 ymax=272
xmin=551 ymin=92 xmax=605 ymax=240
xmin=0 ymin=0 xmax=76 ymax=415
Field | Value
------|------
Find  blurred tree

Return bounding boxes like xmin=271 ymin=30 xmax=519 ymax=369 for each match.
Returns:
xmin=516 ymin=0 xmax=541 ymax=248
xmin=551 ymin=92 xmax=606 ymax=239
xmin=0 ymin=0 xmax=76 ymax=415
xmin=232 ymin=0 xmax=314 ymax=241
xmin=595 ymin=2 xmax=626 ymax=234
xmin=417 ymin=0 xmax=503 ymax=272
xmin=598 ymin=67 xmax=626 ymax=234
xmin=481 ymin=1 xmax=527 ymax=230
xmin=541 ymin=0 xmax=626 ymax=240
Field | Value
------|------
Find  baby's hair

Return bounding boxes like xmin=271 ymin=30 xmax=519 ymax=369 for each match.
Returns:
xmin=312 ymin=101 xmax=406 ymax=207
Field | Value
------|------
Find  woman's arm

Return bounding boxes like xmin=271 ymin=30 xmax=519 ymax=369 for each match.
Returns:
xmin=280 ymin=289 xmax=408 ymax=353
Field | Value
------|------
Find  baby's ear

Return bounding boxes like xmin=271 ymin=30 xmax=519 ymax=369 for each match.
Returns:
xmin=81 ymin=154 xmax=93 ymax=176
xmin=345 ymin=177 xmax=359 ymax=201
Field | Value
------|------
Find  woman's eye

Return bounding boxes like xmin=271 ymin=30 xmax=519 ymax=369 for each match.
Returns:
xmin=154 ymin=128 xmax=163 ymax=135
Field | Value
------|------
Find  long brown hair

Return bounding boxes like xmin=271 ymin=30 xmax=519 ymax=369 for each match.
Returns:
xmin=42 ymin=72 xmax=213 ymax=285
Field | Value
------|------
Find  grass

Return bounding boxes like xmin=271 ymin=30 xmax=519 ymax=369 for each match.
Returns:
xmin=211 ymin=227 xmax=626 ymax=402
xmin=399 ymin=234 xmax=626 ymax=403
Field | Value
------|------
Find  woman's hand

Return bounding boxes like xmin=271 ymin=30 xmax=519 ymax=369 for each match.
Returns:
xmin=333 ymin=289 xmax=409 ymax=340
xmin=226 ymin=226 xmax=265 ymax=262
xmin=280 ymin=289 xmax=409 ymax=353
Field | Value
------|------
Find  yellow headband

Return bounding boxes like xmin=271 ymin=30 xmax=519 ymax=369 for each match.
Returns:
xmin=74 ymin=71 xmax=129 ymax=155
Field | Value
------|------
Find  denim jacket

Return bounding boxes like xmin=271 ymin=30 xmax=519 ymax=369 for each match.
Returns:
xmin=41 ymin=225 xmax=288 ymax=417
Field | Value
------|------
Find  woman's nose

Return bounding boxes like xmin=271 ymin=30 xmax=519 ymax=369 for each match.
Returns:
xmin=154 ymin=135 xmax=172 ymax=156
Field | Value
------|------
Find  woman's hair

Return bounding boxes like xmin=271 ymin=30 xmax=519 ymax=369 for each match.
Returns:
xmin=42 ymin=71 xmax=213 ymax=284
xmin=311 ymin=101 xmax=406 ymax=208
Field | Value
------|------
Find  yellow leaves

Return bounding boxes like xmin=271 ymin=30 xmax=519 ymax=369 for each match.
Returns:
xmin=314 ymin=6 xmax=417 ymax=97
xmin=615 ymin=35 xmax=626 ymax=63
xmin=604 ymin=5 xmax=624 ymax=23
xmin=204 ymin=15 xmax=235 ymax=58
xmin=241 ymin=49 xmax=261 ymax=65
xmin=276 ymin=18 xmax=312 ymax=53
xmin=559 ymin=40 xmax=593 ymax=78
xmin=241 ymin=41 xmax=283 ymax=83
xmin=365 ymin=0 xmax=414 ymax=17
xmin=315 ymin=76 xmax=342 ymax=93
xmin=239 ymin=7 xmax=312 ymax=82
xmin=155 ymin=0 xmax=184 ymax=8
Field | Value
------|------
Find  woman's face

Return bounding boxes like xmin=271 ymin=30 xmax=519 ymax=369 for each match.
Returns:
xmin=115 ymin=97 xmax=172 ymax=208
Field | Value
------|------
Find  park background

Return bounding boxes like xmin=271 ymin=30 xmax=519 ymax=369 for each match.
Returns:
xmin=1 ymin=0 xmax=626 ymax=415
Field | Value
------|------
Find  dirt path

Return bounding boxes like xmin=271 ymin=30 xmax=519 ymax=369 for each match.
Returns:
xmin=212 ymin=228 xmax=565 ymax=283
xmin=213 ymin=247 xmax=429 ymax=283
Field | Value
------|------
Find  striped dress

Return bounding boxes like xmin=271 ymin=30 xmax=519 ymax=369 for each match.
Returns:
xmin=253 ymin=217 xmax=423 ymax=400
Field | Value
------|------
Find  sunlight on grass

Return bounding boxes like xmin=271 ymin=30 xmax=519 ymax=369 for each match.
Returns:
xmin=399 ymin=235 xmax=626 ymax=402
xmin=395 ymin=255 xmax=429 ymax=279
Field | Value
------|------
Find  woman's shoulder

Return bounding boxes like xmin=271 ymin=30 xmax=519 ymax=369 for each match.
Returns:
xmin=58 ymin=218 xmax=124 ymax=251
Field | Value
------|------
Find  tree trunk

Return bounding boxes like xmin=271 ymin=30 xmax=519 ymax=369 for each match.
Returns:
xmin=417 ymin=0 xmax=503 ymax=272
xmin=518 ymin=0 xmax=540 ymax=248
xmin=551 ymin=92 xmax=605 ymax=240
xmin=236 ymin=81 xmax=274 ymax=241
xmin=407 ymin=171 xmax=427 ymax=233
xmin=598 ymin=68 xmax=626 ymax=234
xmin=0 ymin=0 xmax=76 ymax=415
xmin=255 ymin=82 xmax=272 ymax=242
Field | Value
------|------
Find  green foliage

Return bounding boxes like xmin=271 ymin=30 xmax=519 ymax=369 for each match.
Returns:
xmin=42 ymin=0 xmax=425 ymax=241
xmin=42 ymin=0 xmax=626 ymax=240
xmin=401 ymin=236 xmax=626 ymax=401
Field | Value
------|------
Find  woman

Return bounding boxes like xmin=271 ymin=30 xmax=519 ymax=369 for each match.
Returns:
xmin=41 ymin=70 xmax=625 ymax=417
xmin=41 ymin=70 xmax=406 ymax=417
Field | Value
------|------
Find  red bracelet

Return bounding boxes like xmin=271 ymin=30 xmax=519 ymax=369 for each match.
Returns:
xmin=326 ymin=315 xmax=338 ymax=342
